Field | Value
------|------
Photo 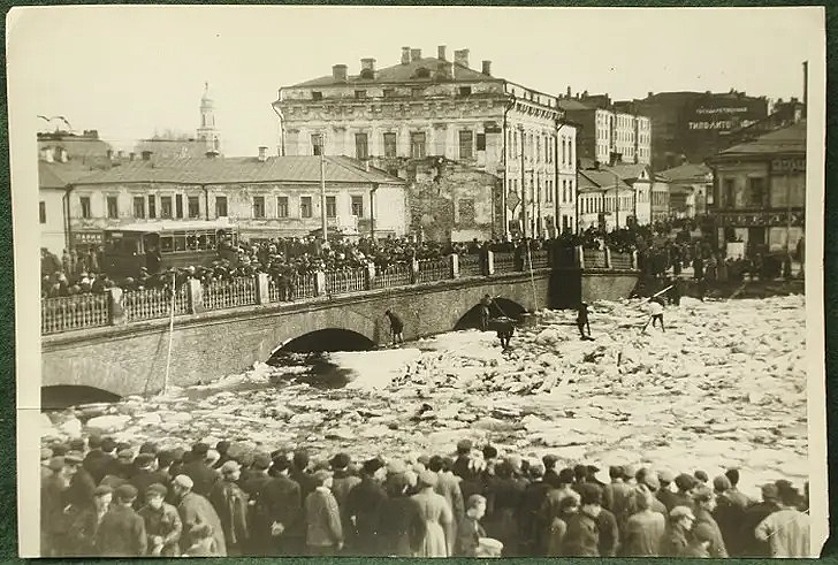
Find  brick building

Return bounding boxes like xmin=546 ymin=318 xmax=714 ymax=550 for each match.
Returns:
xmin=273 ymin=45 xmax=578 ymax=239
xmin=706 ymin=119 xmax=806 ymax=254
xmin=62 ymin=152 xmax=407 ymax=243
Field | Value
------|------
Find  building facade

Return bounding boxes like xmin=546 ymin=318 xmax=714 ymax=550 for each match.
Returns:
xmin=558 ymin=92 xmax=651 ymax=167
xmin=615 ymin=90 xmax=769 ymax=171
xmin=706 ymin=120 xmax=806 ymax=254
xmin=577 ymin=169 xmax=635 ymax=232
xmin=65 ymin=154 xmax=407 ymax=243
xmin=659 ymin=163 xmax=712 ymax=218
xmin=273 ymin=45 xmax=578 ymax=239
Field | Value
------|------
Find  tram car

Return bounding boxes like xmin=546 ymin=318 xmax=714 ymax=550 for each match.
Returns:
xmin=101 ymin=219 xmax=239 ymax=279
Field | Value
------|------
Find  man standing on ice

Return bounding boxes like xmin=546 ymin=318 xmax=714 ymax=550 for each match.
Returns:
xmin=576 ymin=303 xmax=592 ymax=340
xmin=641 ymin=297 xmax=666 ymax=334
xmin=495 ymin=317 xmax=515 ymax=350
xmin=479 ymin=294 xmax=494 ymax=331
xmin=385 ymin=310 xmax=405 ymax=346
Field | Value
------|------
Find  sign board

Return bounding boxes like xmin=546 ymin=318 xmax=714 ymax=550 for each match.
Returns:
xmin=726 ymin=241 xmax=746 ymax=260
xmin=771 ymin=158 xmax=806 ymax=174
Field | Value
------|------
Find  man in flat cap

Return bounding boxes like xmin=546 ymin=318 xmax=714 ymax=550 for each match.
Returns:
xmin=451 ymin=439 xmax=473 ymax=480
xmin=345 ymin=458 xmax=388 ymax=555
xmin=138 ymin=483 xmax=182 ymax=557
xmin=129 ymin=453 xmax=161 ymax=509
xmin=41 ymin=456 xmax=70 ymax=556
xmin=329 ymin=452 xmax=360 ymax=552
xmin=691 ymin=485 xmax=728 ymax=558
xmin=66 ymin=485 xmax=113 ymax=556
xmin=209 ymin=461 xmax=250 ymax=556
xmin=662 ymin=505 xmax=695 ymax=557
xmin=182 ymin=443 xmax=218 ymax=497
xmin=96 ymin=484 xmax=147 ymax=557
xmin=171 ymin=474 xmax=227 ymax=556
xmin=259 ymin=455 xmax=302 ymax=555
xmin=240 ymin=451 xmax=273 ymax=555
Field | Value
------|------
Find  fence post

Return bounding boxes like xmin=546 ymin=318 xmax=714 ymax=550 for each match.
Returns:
xmin=255 ymin=273 xmax=269 ymax=305
xmin=364 ymin=262 xmax=376 ymax=290
xmin=449 ymin=253 xmax=460 ymax=279
xmin=605 ymin=247 xmax=612 ymax=269
xmin=484 ymin=250 xmax=495 ymax=276
xmin=188 ymin=278 xmax=205 ymax=314
xmin=107 ymin=287 xmax=126 ymax=326
xmin=410 ymin=258 xmax=420 ymax=284
xmin=576 ymin=246 xmax=585 ymax=270
xmin=631 ymin=250 xmax=639 ymax=270
xmin=315 ymin=269 xmax=327 ymax=296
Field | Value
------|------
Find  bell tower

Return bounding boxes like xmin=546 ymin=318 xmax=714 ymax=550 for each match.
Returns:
xmin=197 ymin=81 xmax=221 ymax=154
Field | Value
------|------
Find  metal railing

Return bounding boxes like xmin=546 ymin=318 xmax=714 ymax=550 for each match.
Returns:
xmin=123 ymin=285 xmax=190 ymax=322
xmin=493 ymin=252 xmax=516 ymax=273
xmin=610 ymin=252 xmax=634 ymax=270
xmin=583 ymin=249 xmax=607 ymax=269
xmin=417 ymin=258 xmax=450 ymax=284
xmin=325 ymin=268 xmax=366 ymax=295
xmin=458 ymin=254 xmax=482 ymax=277
xmin=41 ymin=293 xmax=110 ymax=335
xmin=204 ymin=277 xmax=257 ymax=311
xmin=372 ymin=262 xmax=412 ymax=290
xmin=268 ymin=272 xmax=318 ymax=302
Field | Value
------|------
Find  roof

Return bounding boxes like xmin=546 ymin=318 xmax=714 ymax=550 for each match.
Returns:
xmin=71 ymin=155 xmax=404 ymax=186
xmin=601 ymin=163 xmax=650 ymax=181
xmin=134 ymin=139 xmax=213 ymax=159
xmin=577 ymin=170 xmax=632 ymax=193
xmin=659 ymin=163 xmax=712 ymax=183
xmin=39 ymin=160 xmax=108 ymax=189
xmin=716 ymin=120 xmax=806 ymax=158
xmin=557 ymin=98 xmax=595 ymax=111
xmin=38 ymin=137 xmax=111 ymax=160
xmin=289 ymin=57 xmax=495 ymax=88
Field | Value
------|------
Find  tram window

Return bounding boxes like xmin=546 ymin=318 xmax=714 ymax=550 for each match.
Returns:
xmin=197 ymin=234 xmax=208 ymax=250
xmin=160 ymin=236 xmax=174 ymax=253
xmin=174 ymin=232 xmax=187 ymax=252
xmin=186 ymin=234 xmax=199 ymax=250
xmin=207 ymin=233 xmax=217 ymax=248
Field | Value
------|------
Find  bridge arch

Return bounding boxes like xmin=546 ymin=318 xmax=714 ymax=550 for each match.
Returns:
xmin=273 ymin=328 xmax=377 ymax=355
xmin=454 ymin=297 xmax=528 ymax=331
xmin=41 ymin=385 xmax=122 ymax=411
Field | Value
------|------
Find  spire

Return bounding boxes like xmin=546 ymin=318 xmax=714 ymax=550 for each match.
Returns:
xmin=197 ymin=81 xmax=220 ymax=155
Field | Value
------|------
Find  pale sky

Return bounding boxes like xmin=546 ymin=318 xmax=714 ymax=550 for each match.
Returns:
xmin=7 ymin=6 xmax=824 ymax=157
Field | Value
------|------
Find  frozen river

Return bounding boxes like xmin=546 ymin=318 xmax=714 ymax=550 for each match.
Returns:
xmin=43 ymin=294 xmax=809 ymax=501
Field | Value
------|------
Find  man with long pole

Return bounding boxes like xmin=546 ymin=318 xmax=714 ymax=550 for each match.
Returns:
xmin=319 ymin=133 xmax=328 ymax=242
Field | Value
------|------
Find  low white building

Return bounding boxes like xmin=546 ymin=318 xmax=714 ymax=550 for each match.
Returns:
xmin=577 ymin=169 xmax=635 ymax=232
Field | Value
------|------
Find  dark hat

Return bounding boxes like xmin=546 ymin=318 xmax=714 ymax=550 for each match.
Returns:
xmin=139 ymin=441 xmax=159 ymax=455
xmin=543 ymin=454 xmax=559 ymax=468
xmin=69 ymin=438 xmax=86 ymax=451
xmin=145 ymin=483 xmax=168 ymax=498
xmin=456 ymin=439 xmax=473 ymax=452
xmin=363 ymin=458 xmax=384 ymax=475
xmin=293 ymin=450 xmax=310 ymax=470
xmin=675 ymin=473 xmax=697 ymax=492
xmin=93 ymin=485 xmax=113 ymax=497
xmin=761 ymin=483 xmax=779 ymax=501
xmin=216 ymin=440 xmax=231 ymax=454
xmin=115 ymin=484 xmax=138 ymax=502
xmin=191 ymin=442 xmax=210 ymax=456
xmin=578 ymin=483 xmax=603 ymax=506
xmin=271 ymin=454 xmax=292 ymax=473
xmin=101 ymin=437 xmax=117 ymax=452
xmin=50 ymin=443 xmax=68 ymax=457
xmin=694 ymin=470 xmax=709 ymax=483
xmin=157 ymin=451 xmax=174 ymax=468
xmin=48 ymin=456 xmax=65 ymax=471
xmin=252 ymin=452 xmax=272 ymax=470
xmin=558 ymin=468 xmax=575 ymax=485
xmin=482 ymin=445 xmax=498 ymax=459
xmin=713 ymin=475 xmax=732 ymax=493
xmin=134 ymin=453 xmax=155 ymax=469
xmin=329 ymin=453 xmax=351 ymax=469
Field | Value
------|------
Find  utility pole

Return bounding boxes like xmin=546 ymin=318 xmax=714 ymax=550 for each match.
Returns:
xmin=614 ymin=171 xmax=620 ymax=230
xmin=520 ymin=127 xmax=527 ymax=238
xmin=319 ymin=133 xmax=327 ymax=241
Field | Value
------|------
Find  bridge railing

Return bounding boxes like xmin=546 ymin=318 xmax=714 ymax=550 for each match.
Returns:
xmin=40 ymin=247 xmax=638 ymax=335
xmin=41 ymin=293 xmax=110 ymax=335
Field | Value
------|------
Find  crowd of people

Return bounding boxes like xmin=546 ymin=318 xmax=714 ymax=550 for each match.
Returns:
xmin=41 ymin=435 xmax=810 ymax=558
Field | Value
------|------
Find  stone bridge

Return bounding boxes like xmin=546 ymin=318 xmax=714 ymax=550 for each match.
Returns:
xmin=42 ymin=265 xmax=639 ymax=398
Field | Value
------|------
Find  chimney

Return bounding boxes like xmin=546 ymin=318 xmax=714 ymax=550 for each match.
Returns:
xmin=410 ymin=48 xmax=422 ymax=62
xmin=647 ymin=91 xmax=653 ymax=98
xmin=129 ymin=152 xmax=136 ymax=162
xmin=401 ymin=46 xmax=411 ymax=65
xmin=106 ymin=149 xmax=113 ymax=160
xmin=481 ymin=60 xmax=492 ymax=76
xmin=258 ymin=146 xmax=268 ymax=162
xmin=566 ymin=86 xmax=572 ymax=98
xmin=332 ymin=64 xmax=348 ymax=81
xmin=117 ymin=150 xmax=124 ymax=159
xmin=437 ymin=61 xmax=453 ymax=80
xmin=437 ymin=45 xmax=447 ymax=60
xmin=361 ymin=58 xmax=376 ymax=78
xmin=141 ymin=150 xmax=153 ymax=161
xmin=454 ymin=49 xmax=470 ymax=69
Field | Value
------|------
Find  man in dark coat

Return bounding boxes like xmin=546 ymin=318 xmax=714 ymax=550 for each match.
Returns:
xmin=385 ymin=310 xmax=405 ymax=345
xmin=182 ymin=443 xmax=218 ymax=497
xmin=739 ymin=483 xmax=781 ymax=557
xmin=239 ymin=452 xmax=274 ymax=555
xmin=208 ymin=461 xmax=249 ymax=556
xmin=345 ymin=458 xmax=389 ymax=555
xmin=66 ymin=454 xmax=97 ymax=513
xmin=692 ymin=485 xmax=728 ymax=558
xmin=562 ymin=484 xmax=602 ymax=557
xmin=172 ymin=474 xmax=227 ymax=556
xmin=41 ymin=456 xmax=70 ymax=556
xmin=260 ymin=455 xmax=303 ymax=555
xmin=520 ymin=463 xmax=551 ymax=556
xmin=95 ymin=484 xmax=148 ymax=557
xmin=84 ymin=436 xmax=117 ymax=484
xmin=130 ymin=454 xmax=167 ymax=509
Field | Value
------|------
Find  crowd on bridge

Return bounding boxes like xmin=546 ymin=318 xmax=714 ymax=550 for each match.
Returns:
xmin=41 ymin=434 xmax=810 ymax=558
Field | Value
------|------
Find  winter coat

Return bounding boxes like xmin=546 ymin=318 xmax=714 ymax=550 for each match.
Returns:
xmin=346 ymin=476 xmax=388 ymax=555
xmin=208 ymin=479 xmax=249 ymax=550
xmin=182 ymin=461 xmax=218 ymax=497
xmin=378 ymin=495 xmax=425 ymax=557
xmin=95 ymin=504 xmax=148 ymax=557
xmin=562 ymin=511 xmax=600 ymax=557
xmin=138 ymin=502 xmax=182 ymax=556
xmin=454 ymin=515 xmax=486 ymax=557
xmin=623 ymin=509 xmax=666 ymax=556
xmin=177 ymin=491 xmax=227 ymax=556
xmin=412 ymin=488 xmax=453 ymax=557
xmin=694 ymin=507 xmax=728 ymax=558
xmin=305 ymin=487 xmax=343 ymax=548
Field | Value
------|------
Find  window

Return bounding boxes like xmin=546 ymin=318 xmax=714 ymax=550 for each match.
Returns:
xmin=351 ymin=196 xmax=364 ymax=217
xmin=747 ymin=177 xmax=766 ymax=208
xmin=253 ymin=196 xmax=266 ymax=218
xmin=383 ymin=132 xmax=397 ymax=158
xmin=354 ymin=90 xmax=367 ymax=99
xmin=277 ymin=196 xmax=289 ymax=218
xmin=458 ymin=199 xmax=475 ymax=225
xmin=215 ymin=196 xmax=227 ymax=217
xmin=175 ymin=195 xmax=184 ymax=219
xmin=300 ymin=196 xmax=313 ymax=218
xmin=311 ymin=134 xmax=323 ymax=156
xmin=133 ymin=196 xmax=145 ymax=219
xmin=723 ymin=179 xmax=736 ymax=208
xmin=312 ymin=91 xmax=323 ymax=100
xmin=476 ymin=133 xmax=486 ymax=152
xmin=536 ymin=137 xmax=541 ymax=162
xmin=459 ymin=130 xmax=473 ymax=159
xmin=148 ymin=196 xmax=156 ymax=219
xmin=326 ymin=196 xmax=337 ymax=218
xmin=355 ymin=133 xmax=369 ymax=160
xmin=39 ymin=201 xmax=46 ymax=224
xmin=458 ymin=86 xmax=472 ymax=97
xmin=410 ymin=132 xmax=426 ymax=159
xmin=546 ymin=179 xmax=553 ymax=203
xmin=383 ymin=89 xmax=395 ymax=98
xmin=107 ymin=196 xmax=118 ymax=219
xmin=188 ymin=196 xmax=200 ymax=218
xmin=161 ymin=196 xmax=173 ymax=218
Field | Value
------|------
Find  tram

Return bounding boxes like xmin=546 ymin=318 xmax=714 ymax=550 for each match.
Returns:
xmin=101 ymin=219 xmax=239 ymax=279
